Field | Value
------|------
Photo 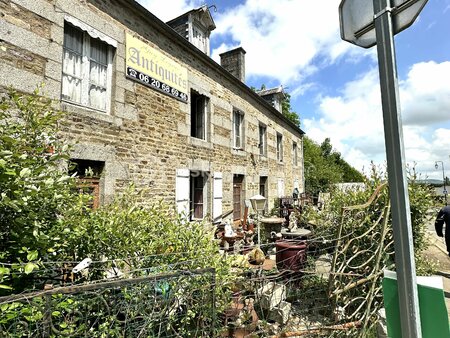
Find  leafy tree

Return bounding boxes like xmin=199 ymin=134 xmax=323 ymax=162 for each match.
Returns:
xmin=320 ymin=137 xmax=333 ymax=158
xmin=304 ymin=137 xmax=342 ymax=196
xmin=303 ymin=136 xmax=364 ymax=195
xmin=281 ymin=92 xmax=300 ymax=127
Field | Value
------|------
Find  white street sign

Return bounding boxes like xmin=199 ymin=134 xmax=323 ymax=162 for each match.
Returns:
xmin=339 ymin=0 xmax=428 ymax=48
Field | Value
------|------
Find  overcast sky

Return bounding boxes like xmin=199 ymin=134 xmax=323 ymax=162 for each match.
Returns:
xmin=138 ymin=0 xmax=450 ymax=181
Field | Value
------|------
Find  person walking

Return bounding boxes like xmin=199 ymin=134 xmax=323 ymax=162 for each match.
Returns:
xmin=435 ymin=205 xmax=450 ymax=256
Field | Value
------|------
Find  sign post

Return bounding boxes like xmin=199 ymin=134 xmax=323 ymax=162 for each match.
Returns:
xmin=339 ymin=0 xmax=428 ymax=337
xmin=373 ymin=1 xmax=421 ymax=337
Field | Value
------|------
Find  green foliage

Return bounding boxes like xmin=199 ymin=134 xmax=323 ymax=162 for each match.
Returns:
xmin=304 ymin=137 xmax=364 ymax=196
xmin=306 ymin=164 xmax=434 ymax=332
xmin=64 ymin=187 xmax=234 ymax=308
xmin=303 ymin=137 xmax=342 ymax=196
xmin=281 ymin=92 xmax=300 ymax=127
xmin=0 ymin=88 xmax=85 ymax=293
xmin=312 ymin=163 xmax=433 ymax=259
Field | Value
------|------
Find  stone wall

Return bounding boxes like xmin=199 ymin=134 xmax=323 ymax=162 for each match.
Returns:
xmin=0 ymin=0 xmax=305 ymax=216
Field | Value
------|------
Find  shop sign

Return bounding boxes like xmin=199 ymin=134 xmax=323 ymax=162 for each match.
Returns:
xmin=126 ymin=33 xmax=188 ymax=102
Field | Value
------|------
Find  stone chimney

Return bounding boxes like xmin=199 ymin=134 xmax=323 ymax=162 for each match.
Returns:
xmin=220 ymin=47 xmax=246 ymax=82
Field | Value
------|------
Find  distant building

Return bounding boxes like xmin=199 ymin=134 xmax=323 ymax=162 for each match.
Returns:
xmin=0 ymin=0 xmax=305 ymax=221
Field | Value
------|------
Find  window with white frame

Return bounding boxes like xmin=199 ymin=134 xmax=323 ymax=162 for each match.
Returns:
xmin=277 ymin=133 xmax=283 ymax=162
xmin=293 ymin=142 xmax=298 ymax=166
xmin=259 ymin=124 xmax=267 ymax=156
xmin=190 ymin=172 xmax=206 ymax=219
xmin=233 ymin=109 xmax=244 ymax=149
xmin=190 ymin=90 xmax=208 ymax=140
xmin=62 ymin=21 xmax=115 ymax=112
xmin=175 ymin=169 xmax=210 ymax=220
xmin=192 ymin=24 xmax=207 ymax=54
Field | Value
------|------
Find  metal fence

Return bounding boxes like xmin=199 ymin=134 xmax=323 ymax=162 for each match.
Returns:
xmin=0 ymin=268 xmax=216 ymax=337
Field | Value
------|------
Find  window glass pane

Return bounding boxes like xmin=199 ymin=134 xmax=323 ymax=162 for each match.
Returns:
xmin=62 ymin=74 xmax=82 ymax=102
xmin=62 ymin=50 xmax=82 ymax=78
xmin=196 ymin=98 xmax=204 ymax=139
xmin=277 ymin=134 xmax=283 ymax=161
xmin=62 ymin=25 xmax=83 ymax=104
xmin=293 ymin=143 xmax=298 ymax=165
xmin=191 ymin=175 xmax=204 ymax=219
xmin=64 ymin=24 xmax=83 ymax=54
xmin=62 ymin=21 xmax=114 ymax=112
xmin=234 ymin=111 xmax=244 ymax=148
xmin=90 ymin=38 xmax=108 ymax=65
xmin=89 ymin=85 xmax=106 ymax=111
xmin=191 ymin=93 xmax=205 ymax=139
xmin=193 ymin=25 xmax=206 ymax=52
xmin=233 ymin=112 xmax=238 ymax=146
xmin=259 ymin=125 xmax=266 ymax=155
xmin=90 ymin=62 xmax=107 ymax=87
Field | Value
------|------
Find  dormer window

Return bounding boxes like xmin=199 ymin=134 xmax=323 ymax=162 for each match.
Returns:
xmin=256 ymin=86 xmax=285 ymax=113
xmin=167 ymin=6 xmax=216 ymax=56
xmin=192 ymin=24 xmax=207 ymax=54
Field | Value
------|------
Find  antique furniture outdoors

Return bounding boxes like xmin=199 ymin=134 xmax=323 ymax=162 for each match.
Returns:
xmin=260 ymin=217 xmax=285 ymax=245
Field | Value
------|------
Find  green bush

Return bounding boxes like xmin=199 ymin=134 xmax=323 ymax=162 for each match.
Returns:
xmin=311 ymin=163 xmax=434 ymax=265
xmin=307 ymin=162 xmax=435 ymax=334
xmin=0 ymin=88 xmax=85 ymax=293
xmin=64 ymin=187 xmax=234 ymax=309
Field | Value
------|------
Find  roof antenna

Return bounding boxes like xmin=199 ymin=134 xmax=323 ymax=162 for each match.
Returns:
xmin=208 ymin=5 xmax=217 ymax=12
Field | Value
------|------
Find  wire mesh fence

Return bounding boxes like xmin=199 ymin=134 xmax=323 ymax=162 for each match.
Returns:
xmin=0 ymin=269 xmax=216 ymax=337
xmin=0 ymin=235 xmax=382 ymax=337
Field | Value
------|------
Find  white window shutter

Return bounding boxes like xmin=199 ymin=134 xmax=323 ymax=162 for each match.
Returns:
xmin=176 ymin=169 xmax=190 ymax=216
xmin=277 ymin=178 xmax=285 ymax=198
xmin=213 ymin=172 xmax=223 ymax=221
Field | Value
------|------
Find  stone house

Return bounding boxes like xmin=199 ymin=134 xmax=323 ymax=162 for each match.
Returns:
xmin=0 ymin=0 xmax=305 ymax=222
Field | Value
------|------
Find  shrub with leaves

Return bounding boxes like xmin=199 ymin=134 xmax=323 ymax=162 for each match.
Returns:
xmin=311 ymin=163 xmax=434 ymax=263
xmin=64 ymin=187 xmax=234 ymax=309
xmin=0 ymin=88 xmax=84 ymax=293
xmin=306 ymin=163 xmax=435 ymax=334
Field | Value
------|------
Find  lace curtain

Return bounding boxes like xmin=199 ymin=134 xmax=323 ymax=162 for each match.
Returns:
xmin=89 ymin=39 xmax=107 ymax=111
xmin=62 ymin=23 xmax=110 ymax=111
xmin=62 ymin=25 xmax=83 ymax=103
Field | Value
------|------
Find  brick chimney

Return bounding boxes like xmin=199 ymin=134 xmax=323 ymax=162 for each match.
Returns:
xmin=220 ymin=47 xmax=246 ymax=82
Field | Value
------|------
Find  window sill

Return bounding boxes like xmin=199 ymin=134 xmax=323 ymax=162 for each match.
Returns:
xmin=189 ymin=137 xmax=213 ymax=149
xmin=61 ymin=101 xmax=122 ymax=126
xmin=232 ymin=148 xmax=246 ymax=156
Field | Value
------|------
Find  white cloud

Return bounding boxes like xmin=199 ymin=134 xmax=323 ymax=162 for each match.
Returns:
xmin=303 ymin=62 xmax=450 ymax=179
xmin=136 ymin=0 xmax=203 ymax=22
xmin=400 ymin=61 xmax=450 ymax=125
xmin=138 ymin=0 xmax=371 ymax=86
xmin=210 ymin=0 xmax=361 ymax=84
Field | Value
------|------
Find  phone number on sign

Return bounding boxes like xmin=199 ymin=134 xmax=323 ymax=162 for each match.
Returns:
xmin=126 ymin=67 xmax=188 ymax=102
